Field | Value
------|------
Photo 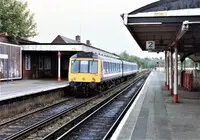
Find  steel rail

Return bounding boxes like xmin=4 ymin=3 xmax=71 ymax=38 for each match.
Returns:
xmin=0 ymin=97 xmax=74 ymax=127
xmin=3 ymin=95 xmax=103 ymax=140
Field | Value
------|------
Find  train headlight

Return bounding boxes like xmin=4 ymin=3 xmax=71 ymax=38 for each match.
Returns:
xmin=92 ymin=78 xmax=96 ymax=82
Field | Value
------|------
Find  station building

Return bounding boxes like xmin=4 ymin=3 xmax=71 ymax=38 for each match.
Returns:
xmin=0 ymin=35 xmax=119 ymax=81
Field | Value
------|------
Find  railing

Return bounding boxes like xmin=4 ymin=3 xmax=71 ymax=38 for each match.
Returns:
xmin=183 ymin=72 xmax=193 ymax=91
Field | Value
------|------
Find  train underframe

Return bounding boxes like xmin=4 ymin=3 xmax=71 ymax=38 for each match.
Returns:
xmin=69 ymin=73 xmax=136 ymax=97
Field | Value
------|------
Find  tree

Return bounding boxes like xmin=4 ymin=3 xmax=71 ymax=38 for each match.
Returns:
xmin=184 ymin=58 xmax=194 ymax=68
xmin=119 ymin=51 xmax=165 ymax=69
xmin=0 ymin=0 xmax=37 ymax=39
xmin=119 ymin=51 xmax=148 ymax=70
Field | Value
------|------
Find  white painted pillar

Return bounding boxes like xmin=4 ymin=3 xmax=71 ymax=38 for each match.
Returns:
xmin=166 ymin=51 xmax=169 ymax=90
xmin=58 ymin=51 xmax=61 ymax=81
xmin=174 ymin=42 xmax=178 ymax=103
xmin=170 ymin=49 xmax=173 ymax=95
xmin=169 ymin=51 xmax=172 ymax=94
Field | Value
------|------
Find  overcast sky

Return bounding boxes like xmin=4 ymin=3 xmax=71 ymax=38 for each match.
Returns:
xmin=27 ymin=0 xmax=164 ymax=58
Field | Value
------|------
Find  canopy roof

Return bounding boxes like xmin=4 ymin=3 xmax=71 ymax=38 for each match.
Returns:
xmin=122 ymin=0 xmax=200 ymax=61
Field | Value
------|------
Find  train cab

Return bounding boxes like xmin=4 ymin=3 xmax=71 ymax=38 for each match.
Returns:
xmin=68 ymin=52 xmax=102 ymax=84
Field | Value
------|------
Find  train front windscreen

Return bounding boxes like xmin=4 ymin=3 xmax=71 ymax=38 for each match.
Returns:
xmin=71 ymin=60 xmax=98 ymax=74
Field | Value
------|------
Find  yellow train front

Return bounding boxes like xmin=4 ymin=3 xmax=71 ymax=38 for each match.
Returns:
xmin=68 ymin=52 xmax=102 ymax=96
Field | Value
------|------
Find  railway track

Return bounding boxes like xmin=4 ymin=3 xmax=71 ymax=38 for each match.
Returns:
xmin=43 ymin=71 xmax=149 ymax=140
xmin=0 ymin=96 xmax=103 ymax=140
xmin=0 ymin=71 xmax=149 ymax=140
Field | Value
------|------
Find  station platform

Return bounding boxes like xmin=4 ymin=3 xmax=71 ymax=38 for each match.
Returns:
xmin=0 ymin=79 xmax=68 ymax=101
xmin=111 ymin=71 xmax=200 ymax=140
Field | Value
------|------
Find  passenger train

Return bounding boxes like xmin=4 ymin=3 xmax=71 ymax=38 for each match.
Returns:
xmin=68 ymin=52 xmax=137 ymax=96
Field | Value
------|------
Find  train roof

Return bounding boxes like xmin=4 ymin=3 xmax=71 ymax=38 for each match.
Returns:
xmin=71 ymin=52 xmax=137 ymax=65
xmin=122 ymin=60 xmax=137 ymax=66
xmin=71 ymin=52 xmax=121 ymax=61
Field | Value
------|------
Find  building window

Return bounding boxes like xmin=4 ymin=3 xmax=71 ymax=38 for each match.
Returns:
xmin=44 ymin=56 xmax=51 ymax=70
xmin=25 ymin=54 xmax=31 ymax=70
xmin=39 ymin=56 xmax=43 ymax=70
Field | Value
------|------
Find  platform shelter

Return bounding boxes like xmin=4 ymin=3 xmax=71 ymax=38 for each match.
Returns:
xmin=122 ymin=0 xmax=200 ymax=103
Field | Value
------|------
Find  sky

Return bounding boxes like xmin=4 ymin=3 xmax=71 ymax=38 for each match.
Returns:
xmin=27 ymin=0 xmax=164 ymax=58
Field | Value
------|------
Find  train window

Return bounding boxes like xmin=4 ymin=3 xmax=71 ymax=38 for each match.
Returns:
xmin=107 ymin=62 xmax=109 ymax=73
xmin=89 ymin=60 xmax=98 ymax=73
xmin=104 ymin=62 xmax=106 ymax=73
xmin=106 ymin=62 xmax=108 ymax=73
xmin=80 ymin=61 xmax=89 ymax=73
xmin=111 ymin=63 xmax=112 ymax=72
xmin=108 ymin=62 xmax=110 ymax=73
xmin=71 ymin=60 xmax=80 ymax=73
xmin=117 ymin=64 xmax=119 ymax=72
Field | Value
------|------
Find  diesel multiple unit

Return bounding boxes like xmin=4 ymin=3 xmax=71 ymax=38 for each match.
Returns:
xmin=68 ymin=52 xmax=137 ymax=95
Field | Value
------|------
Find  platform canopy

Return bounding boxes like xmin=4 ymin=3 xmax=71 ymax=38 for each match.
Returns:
xmin=122 ymin=0 xmax=200 ymax=62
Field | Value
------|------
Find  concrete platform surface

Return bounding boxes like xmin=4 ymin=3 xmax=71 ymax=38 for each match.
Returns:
xmin=111 ymin=71 xmax=200 ymax=140
xmin=0 ymin=79 xmax=68 ymax=101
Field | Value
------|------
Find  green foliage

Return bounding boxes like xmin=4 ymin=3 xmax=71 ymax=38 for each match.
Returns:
xmin=184 ymin=58 xmax=194 ymax=68
xmin=119 ymin=51 xmax=163 ymax=69
xmin=0 ymin=0 xmax=37 ymax=39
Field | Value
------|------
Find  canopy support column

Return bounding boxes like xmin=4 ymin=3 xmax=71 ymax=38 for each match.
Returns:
xmin=174 ymin=41 xmax=178 ymax=103
xmin=58 ymin=51 xmax=61 ymax=82
xmin=170 ymin=48 xmax=173 ymax=95
xmin=165 ymin=51 xmax=169 ymax=90
xmin=165 ymin=51 xmax=167 ymax=88
xmin=169 ymin=51 xmax=172 ymax=94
